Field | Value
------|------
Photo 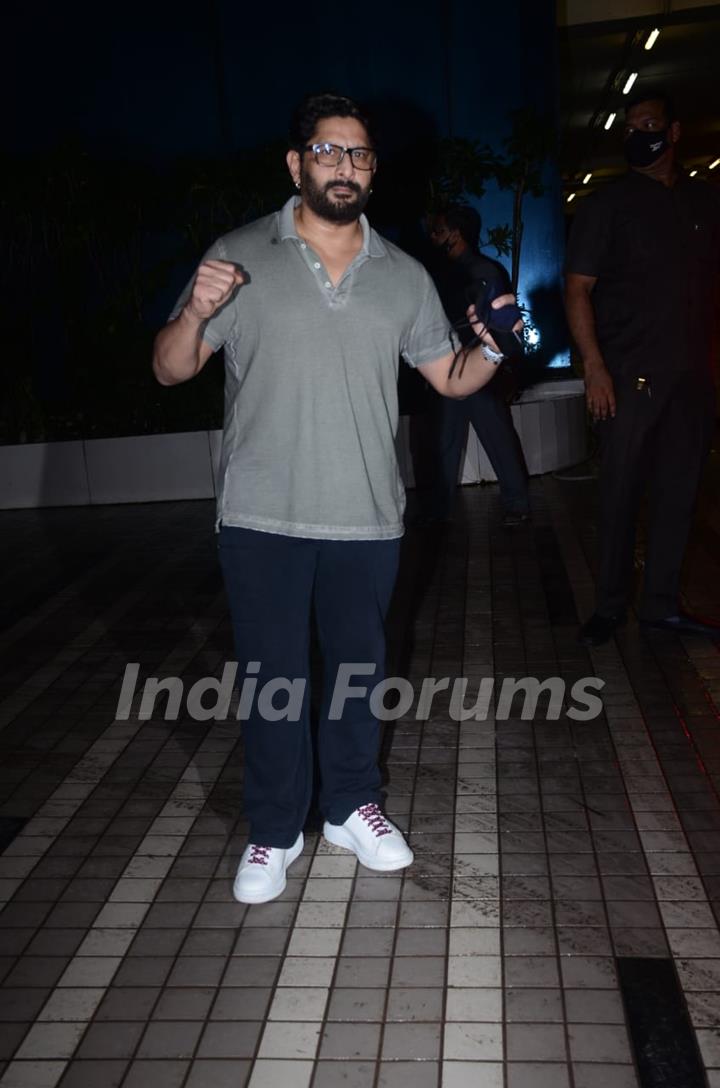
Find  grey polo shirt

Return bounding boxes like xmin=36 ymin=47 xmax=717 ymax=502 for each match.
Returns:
xmin=171 ymin=197 xmax=454 ymax=540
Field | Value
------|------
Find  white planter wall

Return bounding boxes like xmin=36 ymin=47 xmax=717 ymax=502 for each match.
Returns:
xmin=397 ymin=379 xmax=588 ymax=487
xmin=0 ymin=380 xmax=587 ymax=509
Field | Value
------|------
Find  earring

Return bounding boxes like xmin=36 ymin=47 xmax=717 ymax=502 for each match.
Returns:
xmin=295 ymin=180 xmax=301 ymax=189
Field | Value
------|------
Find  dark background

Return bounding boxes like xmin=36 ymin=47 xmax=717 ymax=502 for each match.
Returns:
xmin=3 ymin=0 xmax=569 ymax=445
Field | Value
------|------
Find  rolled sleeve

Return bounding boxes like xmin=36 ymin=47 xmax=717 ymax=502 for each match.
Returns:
xmin=400 ymin=268 xmax=457 ymax=367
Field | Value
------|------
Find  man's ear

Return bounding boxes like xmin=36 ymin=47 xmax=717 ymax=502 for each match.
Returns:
xmin=669 ymin=120 xmax=681 ymax=145
xmin=286 ymin=149 xmax=301 ymax=187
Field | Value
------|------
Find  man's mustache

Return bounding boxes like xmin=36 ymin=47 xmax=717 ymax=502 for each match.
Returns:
xmin=325 ymin=180 xmax=362 ymax=195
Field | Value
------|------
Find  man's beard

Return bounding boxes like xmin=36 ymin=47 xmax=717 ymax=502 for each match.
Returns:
xmin=300 ymin=169 xmax=370 ymax=224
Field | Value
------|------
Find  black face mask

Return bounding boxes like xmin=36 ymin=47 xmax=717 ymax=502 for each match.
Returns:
xmin=624 ymin=127 xmax=671 ymax=168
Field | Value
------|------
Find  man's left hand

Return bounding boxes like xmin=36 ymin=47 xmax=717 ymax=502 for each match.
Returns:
xmin=467 ymin=295 xmax=523 ymax=355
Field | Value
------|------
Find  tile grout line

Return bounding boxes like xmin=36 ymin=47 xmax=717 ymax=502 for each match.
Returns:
xmin=0 ymin=590 xmax=229 ymax=910
xmin=443 ymin=516 xmax=503 ymax=1085
xmin=0 ymin=718 xmax=238 ymax=1087
xmin=544 ymin=474 xmax=720 ymax=1083
xmin=0 ymin=540 xmax=206 ymax=733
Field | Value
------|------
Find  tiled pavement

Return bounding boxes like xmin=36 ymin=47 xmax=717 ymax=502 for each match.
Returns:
xmin=0 ymin=449 xmax=719 ymax=1088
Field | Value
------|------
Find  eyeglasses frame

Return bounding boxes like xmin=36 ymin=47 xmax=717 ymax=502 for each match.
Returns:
xmin=303 ymin=143 xmax=377 ymax=171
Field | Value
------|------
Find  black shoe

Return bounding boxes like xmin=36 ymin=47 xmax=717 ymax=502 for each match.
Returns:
xmin=502 ymin=511 xmax=531 ymax=528
xmin=640 ymin=612 xmax=720 ymax=638
xmin=578 ymin=612 xmax=626 ymax=647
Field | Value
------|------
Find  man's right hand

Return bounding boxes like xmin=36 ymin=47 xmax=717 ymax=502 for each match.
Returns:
xmin=185 ymin=260 xmax=244 ymax=322
xmin=584 ymin=362 xmax=616 ymax=421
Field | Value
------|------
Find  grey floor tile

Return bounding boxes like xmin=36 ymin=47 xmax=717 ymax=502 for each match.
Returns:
xmin=95 ymin=988 xmax=160 ymax=1021
xmin=507 ymin=1063 xmax=571 ymax=1088
xmin=0 ymin=990 xmax=52 ymax=1023
xmin=503 ymin=928 xmax=556 ymax=956
xmin=4 ymin=959 xmax=70 ymax=988
xmin=233 ymin=929 xmax=290 ymax=957
xmin=319 ymin=1022 xmax=382 ymax=1060
xmin=185 ymin=1059 xmax=251 ymax=1088
xmin=505 ymin=988 xmax=563 ymax=1023
xmin=3 ymin=489 xmax=720 ymax=1088
xmin=334 ymin=958 xmax=391 ymax=988
xmin=394 ymin=929 xmax=446 ymax=956
xmin=381 ymin=1021 xmax=441 ymax=1060
xmin=377 ymin=1061 xmax=440 ymax=1087
xmin=122 ymin=1060 xmax=189 ymax=1088
xmin=128 ymin=929 xmax=187 ymax=957
xmin=256 ymin=1021 xmax=321 ymax=1060
xmin=341 ymin=930 xmax=395 ymax=957
xmin=506 ymin=1022 xmax=566 ymax=1061
xmin=210 ymin=988 xmax=272 ymax=1021
xmin=57 ymin=1059 xmax=128 ymax=1087
xmin=504 ymin=956 xmax=560 ymax=989
xmin=137 ymin=1020 xmax=204 ymax=1059
xmin=571 ymin=1064 xmax=640 ymax=1088
xmin=385 ymin=987 xmax=444 ymax=1022
xmin=389 ymin=957 xmax=445 ymax=988
xmin=560 ymin=956 xmax=618 ymax=989
xmin=568 ymin=1024 xmax=633 ymax=1063
xmin=112 ymin=957 xmax=174 ymax=988
xmin=75 ymin=1021 xmax=144 ymax=1059
xmin=196 ymin=1020 xmax=263 ymax=1059
xmin=564 ymin=988 xmax=625 ymax=1024
xmin=182 ymin=930 xmax=236 ymax=957
xmin=223 ymin=957 xmax=281 ymax=988
xmin=326 ymin=988 xmax=386 ymax=1022
xmin=166 ymin=957 xmax=227 ymax=988
xmin=312 ymin=1061 xmax=376 ymax=1088
xmin=152 ymin=988 xmax=216 ymax=1021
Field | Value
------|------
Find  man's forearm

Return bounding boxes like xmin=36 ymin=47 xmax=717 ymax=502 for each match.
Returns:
xmin=152 ymin=308 xmax=208 ymax=386
xmin=441 ymin=344 xmax=503 ymax=399
xmin=564 ymin=285 xmax=605 ymax=373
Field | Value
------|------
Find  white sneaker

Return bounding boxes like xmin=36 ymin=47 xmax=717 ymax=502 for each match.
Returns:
xmin=323 ymin=804 xmax=413 ymax=871
xmin=233 ymin=832 xmax=304 ymax=904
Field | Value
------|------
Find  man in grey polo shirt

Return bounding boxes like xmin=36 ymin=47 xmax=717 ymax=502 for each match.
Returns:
xmin=153 ymin=93 xmax=517 ymax=904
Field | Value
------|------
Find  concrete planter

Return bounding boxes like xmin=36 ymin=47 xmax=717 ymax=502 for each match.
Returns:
xmin=396 ymin=378 xmax=588 ymax=487
xmin=0 ymin=380 xmax=587 ymax=509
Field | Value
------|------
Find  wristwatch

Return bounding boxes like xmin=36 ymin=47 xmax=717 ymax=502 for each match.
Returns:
xmin=480 ymin=343 xmax=505 ymax=365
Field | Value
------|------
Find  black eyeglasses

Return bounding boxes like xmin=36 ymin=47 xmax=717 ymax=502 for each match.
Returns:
xmin=304 ymin=143 xmax=377 ymax=170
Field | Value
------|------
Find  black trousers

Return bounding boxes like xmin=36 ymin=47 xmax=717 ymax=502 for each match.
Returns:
xmin=218 ymin=526 xmax=400 ymax=847
xmin=595 ymin=371 xmax=714 ymax=621
xmin=429 ymin=386 xmax=530 ymax=519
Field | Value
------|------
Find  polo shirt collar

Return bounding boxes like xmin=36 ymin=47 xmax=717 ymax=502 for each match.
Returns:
xmin=277 ymin=196 xmax=387 ymax=258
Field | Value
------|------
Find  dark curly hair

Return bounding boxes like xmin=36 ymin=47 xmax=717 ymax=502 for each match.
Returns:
xmin=289 ymin=93 xmax=374 ymax=151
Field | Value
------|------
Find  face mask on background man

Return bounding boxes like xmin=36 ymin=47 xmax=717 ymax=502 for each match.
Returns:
xmin=624 ymin=127 xmax=670 ymax=168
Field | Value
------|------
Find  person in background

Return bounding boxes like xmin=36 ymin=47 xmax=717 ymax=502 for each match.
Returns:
xmin=424 ymin=204 xmax=531 ymax=528
xmin=565 ymin=89 xmax=720 ymax=647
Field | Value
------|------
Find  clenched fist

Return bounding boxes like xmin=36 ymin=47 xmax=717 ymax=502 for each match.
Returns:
xmin=185 ymin=260 xmax=244 ymax=321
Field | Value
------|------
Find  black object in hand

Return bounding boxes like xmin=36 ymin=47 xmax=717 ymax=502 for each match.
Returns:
xmin=468 ymin=275 xmax=524 ymax=359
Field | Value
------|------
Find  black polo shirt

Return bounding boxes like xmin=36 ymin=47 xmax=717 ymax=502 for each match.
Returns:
xmin=432 ymin=249 xmax=511 ymax=349
xmin=566 ymin=171 xmax=720 ymax=380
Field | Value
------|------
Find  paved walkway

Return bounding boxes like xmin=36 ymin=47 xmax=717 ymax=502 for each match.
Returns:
xmin=0 ymin=452 xmax=718 ymax=1088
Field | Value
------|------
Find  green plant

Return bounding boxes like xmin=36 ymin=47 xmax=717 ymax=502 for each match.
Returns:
xmin=428 ymin=108 xmax=556 ymax=291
